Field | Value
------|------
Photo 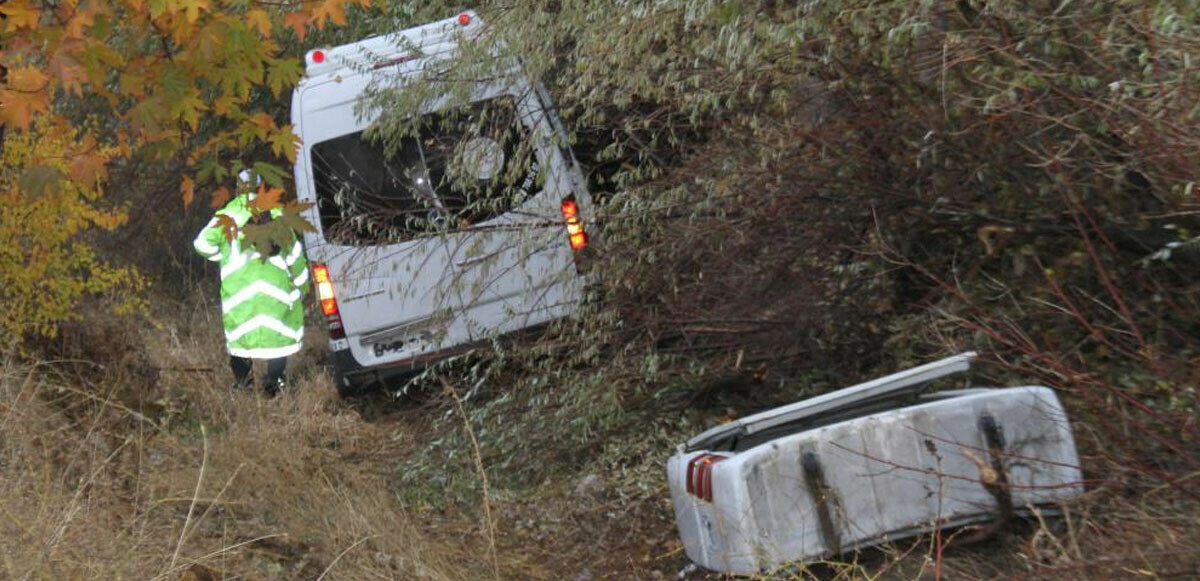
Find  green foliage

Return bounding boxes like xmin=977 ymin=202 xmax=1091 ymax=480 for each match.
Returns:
xmin=363 ymin=1 xmax=1200 ymax=504
xmin=0 ymin=0 xmax=394 ymax=344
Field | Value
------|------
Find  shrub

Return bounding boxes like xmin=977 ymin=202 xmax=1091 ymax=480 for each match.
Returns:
xmin=0 ymin=121 xmax=144 ymax=351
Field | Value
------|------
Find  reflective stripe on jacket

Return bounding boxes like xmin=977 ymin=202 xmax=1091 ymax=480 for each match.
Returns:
xmin=193 ymin=195 xmax=310 ymax=358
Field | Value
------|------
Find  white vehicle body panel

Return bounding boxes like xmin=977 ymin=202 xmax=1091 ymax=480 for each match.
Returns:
xmin=668 ymin=355 xmax=1084 ymax=574
xmin=290 ymin=12 xmax=591 ymax=382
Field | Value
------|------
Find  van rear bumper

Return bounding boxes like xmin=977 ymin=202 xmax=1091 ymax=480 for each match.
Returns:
xmin=329 ymin=347 xmax=422 ymax=395
xmin=328 ymin=342 xmax=478 ymax=395
xmin=329 ymin=322 xmax=555 ymax=395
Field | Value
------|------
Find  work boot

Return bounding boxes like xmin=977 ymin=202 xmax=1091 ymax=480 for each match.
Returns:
xmin=263 ymin=377 xmax=285 ymax=398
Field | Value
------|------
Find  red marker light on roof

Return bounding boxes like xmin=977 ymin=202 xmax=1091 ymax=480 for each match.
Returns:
xmin=458 ymin=13 xmax=471 ymax=26
xmin=311 ymin=50 xmax=325 ymax=64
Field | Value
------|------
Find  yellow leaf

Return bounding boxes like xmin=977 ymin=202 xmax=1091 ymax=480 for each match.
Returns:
xmin=246 ymin=8 xmax=272 ymax=38
xmin=119 ymin=69 xmax=147 ymax=99
xmin=170 ymin=91 xmax=207 ymax=130
xmin=312 ymin=0 xmax=348 ymax=29
xmin=0 ymin=0 xmax=41 ymax=30
xmin=63 ymin=3 xmax=98 ymax=39
xmin=266 ymin=56 xmax=304 ymax=97
xmin=180 ymin=0 xmax=209 ymax=24
xmin=212 ymin=95 xmax=238 ymax=116
xmin=181 ymin=176 xmax=196 ymax=207
xmin=270 ymin=125 xmax=300 ymax=163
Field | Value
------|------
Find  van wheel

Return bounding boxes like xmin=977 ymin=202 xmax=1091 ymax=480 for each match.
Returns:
xmin=328 ymin=354 xmax=362 ymax=398
xmin=334 ymin=373 xmax=357 ymax=398
xmin=334 ymin=371 xmax=373 ymax=399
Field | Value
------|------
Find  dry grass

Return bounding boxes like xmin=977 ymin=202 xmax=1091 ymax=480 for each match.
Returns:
xmin=867 ymin=490 xmax=1200 ymax=581
xmin=0 ymin=296 xmax=487 ymax=580
xmin=4 ymin=293 xmax=1199 ymax=580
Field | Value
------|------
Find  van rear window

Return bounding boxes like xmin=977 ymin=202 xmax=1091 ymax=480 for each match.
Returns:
xmin=310 ymin=96 xmax=538 ymax=245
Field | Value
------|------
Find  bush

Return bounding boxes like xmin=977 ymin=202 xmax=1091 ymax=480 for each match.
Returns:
xmin=364 ymin=0 xmax=1199 ymax=505
xmin=0 ymin=122 xmax=144 ymax=351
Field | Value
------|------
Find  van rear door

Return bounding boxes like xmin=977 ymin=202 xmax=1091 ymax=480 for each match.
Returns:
xmin=297 ymin=73 xmax=584 ymax=371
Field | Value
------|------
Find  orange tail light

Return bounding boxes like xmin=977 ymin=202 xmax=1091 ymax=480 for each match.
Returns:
xmin=312 ymin=263 xmax=345 ymax=339
xmin=560 ymin=196 xmax=588 ymax=252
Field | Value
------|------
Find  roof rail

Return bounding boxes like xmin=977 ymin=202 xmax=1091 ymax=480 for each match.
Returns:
xmin=685 ymin=352 xmax=978 ymax=452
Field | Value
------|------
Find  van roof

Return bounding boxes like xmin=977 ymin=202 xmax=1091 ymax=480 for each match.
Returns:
xmin=301 ymin=11 xmax=481 ymax=78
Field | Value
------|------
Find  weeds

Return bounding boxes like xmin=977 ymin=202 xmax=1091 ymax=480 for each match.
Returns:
xmin=0 ymin=303 xmax=486 ymax=580
xmin=5 ymin=0 xmax=1199 ymax=578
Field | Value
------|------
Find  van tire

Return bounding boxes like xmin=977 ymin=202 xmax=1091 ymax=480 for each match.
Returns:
xmin=336 ymin=377 xmax=365 ymax=399
xmin=327 ymin=352 xmax=367 ymax=398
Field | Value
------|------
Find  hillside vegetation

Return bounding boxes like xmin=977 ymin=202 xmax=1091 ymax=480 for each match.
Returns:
xmin=3 ymin=0 xmax=1199 ymax=578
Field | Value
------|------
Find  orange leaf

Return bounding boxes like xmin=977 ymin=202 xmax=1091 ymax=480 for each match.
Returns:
xmin=216 ymin=214 xmax=239 ymax=243
xmin=250 ymin=185 xmax=285 ymax=213
xmin=210 ymin=186 xmax=232 ymax=209
xmin=248 ymin=112 xmax=276 ymax=131
xmin=0 ymin=0 xmax=41 ymax=30
xmin=0 ymin=88 xmax=49 ymax=130
xmin=49 ymin=51 xmax=88 ymax=96
xmin=115 ymin=131 xmax=133 ymax=157
xmin=68 ymin=152 xmax=109 ymax=184
xmin=6 ymin=66 xmax=48 ymax=92
xmin=181 ymin=176 xmax=196 ymax=207
xmin=284 ymin=10 xmax=311 ymax=42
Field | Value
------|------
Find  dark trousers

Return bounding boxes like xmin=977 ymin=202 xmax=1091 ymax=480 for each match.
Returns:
xmin=230 ymin=356 xmax=287 ymax=395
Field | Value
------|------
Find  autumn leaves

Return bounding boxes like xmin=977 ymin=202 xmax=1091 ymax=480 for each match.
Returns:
xmin=0 ymin=0 xmax=376 ymax=344
xmin=0 ymin=0 xmax=377 ymax=205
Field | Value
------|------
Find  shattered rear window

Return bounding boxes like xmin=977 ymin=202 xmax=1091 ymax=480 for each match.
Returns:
xmin=310 ymin=96 xmax=539 ymax=245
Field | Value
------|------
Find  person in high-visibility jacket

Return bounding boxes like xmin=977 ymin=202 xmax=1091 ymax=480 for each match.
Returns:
xmin=193 ymin=170 xmax=310 ymax=396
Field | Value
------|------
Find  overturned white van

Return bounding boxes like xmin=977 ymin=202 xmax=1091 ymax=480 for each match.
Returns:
xmin=290 ymin=12 xmax=594 ymax=394
xmin=668 ymin=352 xmax=1085 ymax=574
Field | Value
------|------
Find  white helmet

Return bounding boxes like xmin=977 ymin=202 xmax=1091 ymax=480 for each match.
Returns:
xmin=238 ymin=169 xmax=261 ymax=187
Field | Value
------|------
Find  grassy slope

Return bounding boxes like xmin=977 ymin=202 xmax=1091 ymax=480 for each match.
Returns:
xmin=5 ymin=291 xmax=1197 ymax=580
xmin=0 ymin=297 xmax=484 ymax=580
